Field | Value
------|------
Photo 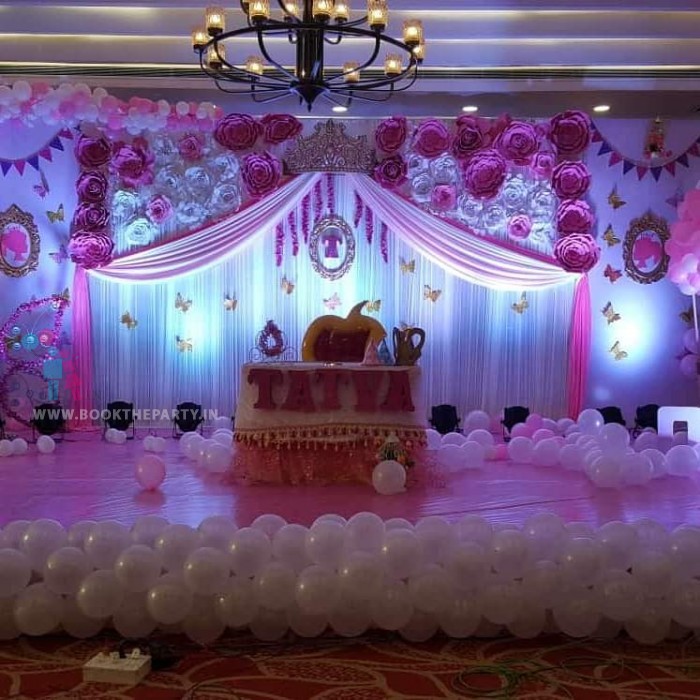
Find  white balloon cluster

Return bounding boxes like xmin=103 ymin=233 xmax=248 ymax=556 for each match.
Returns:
xmin=180 ymin=430 xmax=233 ymax=474
xmin=105 ymin=429 xmax=128 ymax=445
xmin=1 ymin=513 xmax=699 ymax=644
xmin=0 ymin=438 xmax=29 ymax=457
xmin=143 ymin=436 xmax=167 ymax=454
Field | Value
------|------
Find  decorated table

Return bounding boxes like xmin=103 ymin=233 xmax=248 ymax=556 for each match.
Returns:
xmin=232 ymin=362 xmax=427 ymax=484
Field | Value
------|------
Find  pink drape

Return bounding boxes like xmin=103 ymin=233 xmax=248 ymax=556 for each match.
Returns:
xmin=567 ymin=275 xmax=591 ymax=419
xmin=69 ymin=266 xmax=94 ymax=425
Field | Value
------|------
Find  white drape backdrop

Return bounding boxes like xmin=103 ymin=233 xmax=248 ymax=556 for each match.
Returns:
xmin=90 ymin=179 xmax=574 ymax=421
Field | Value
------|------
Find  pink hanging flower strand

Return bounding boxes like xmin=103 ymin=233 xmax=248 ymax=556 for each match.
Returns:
xmin=326 ymin=173 xmax=335 ymax=213
xmin=275 ymin=222 xmax=284 ymax=267
xmin=353 ymin=192 xmax=364 ymax=228
xmin=301 ymin=193 xmax=311 ymax=243
xmin=380 ymin=223 xmax=389 ymax=263
xmin=288 ymin=210 xmax=299 ymax=256
xmin=365 ymin=205 xmax=374 ymax=245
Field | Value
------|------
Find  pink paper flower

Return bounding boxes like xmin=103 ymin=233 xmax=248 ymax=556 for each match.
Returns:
xmin=178 ymin=133 xmax=204 ymax=162
xmin=554 ymin=233 xmax=600 ymax=273
xmin=413 ymin=119 xmax=450 ymax=158
xmin=111 ymin=139 xmax=154 ymax=188
xmin=374 ymin=155 xmax=407 ymax=189
xmin=76 ymin=170 xmax=108 ymax=203
xmin=73 ymin=202 xmax=109 ymax=231
xmin=241 ymin=152 xmax=282 ymax=197
xmin=507 ymin=214 xmax=532 ymax=240
xmin=376 ymin=116 xmax=408 ymax=154
xmin=67 ymin=231 xmax=114 ymax=269
xmin=531 ymin=151 xmax=556 ymax=178
xmin=497 ymin=121 xmax=538 ymax=164
xmin=556 ymin=199 xmax=594 ymax=235
xmin=551 ymin=161 xmax=591 ymax=200
xmin=75 ymin=135 xmax=111 ymax=168
xmin=451 ymin=116 xmax=489 ymax=160
xmin=549 ymin=110 xmax=592 ymax=157
xmin=463 ymin=149 xmax=507 ymax=200
xmin=260 ymin=114 xmax=303 ymax=144
xmin=214 ymin=113 xmax=262 ymax=151
xmin=145 ymin=194 xmax=174 ymax=224
xmin=431 ymin=184 xmax=457 ymax=212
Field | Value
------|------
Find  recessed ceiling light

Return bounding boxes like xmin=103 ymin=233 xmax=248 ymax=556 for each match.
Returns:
xmin=332 ymin=105 xmax=348 ymax=113
xmin=593 ymin=104 xmax=611 ymax=113
xmin=461 ymin=105 xmax=478 ymax=113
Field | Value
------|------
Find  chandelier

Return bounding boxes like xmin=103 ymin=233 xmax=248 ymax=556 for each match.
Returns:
xmin=191 ymin=2 xmax=425 ymax=110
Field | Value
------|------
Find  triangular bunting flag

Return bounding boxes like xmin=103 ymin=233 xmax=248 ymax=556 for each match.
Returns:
xmin=636 ymin=165 xmax=647 ymax=180
xmin=678 ymin=153 xmax=689 ymax=168
xmin=622 ymin=160 xmax=635 ymax=174
xmin=39 ymin=148 xmax=53 ymax=162
xmin=598 ymin=141 xmax=613 ymax=155
xmin=651 ymin=167 xmax=663 ymax=181
xmin=591 ymin=129 xmax=603 ymax=143
xmin=665 ymin=161 xmax=676 ymax=176
xmin=609 ymin=152 xmax=622 ymax=166
xmin=14 ymin=160 xmax=26 ymax=176
xmin=58 ymin=128 xmax=73 ymax=139
xmin=688 ymin=142 xmax=700 ymax=157
xmin=49 ymin=137 xmax=64 ymax=151
xmin=0 ymin=160 xmax=11 ymax=176
xmin=27 ymin=155 xmax=40 ymax=171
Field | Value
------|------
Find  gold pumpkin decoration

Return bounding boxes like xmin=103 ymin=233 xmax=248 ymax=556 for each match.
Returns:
xmin=302 ymin=301 xmax=387 ymax=362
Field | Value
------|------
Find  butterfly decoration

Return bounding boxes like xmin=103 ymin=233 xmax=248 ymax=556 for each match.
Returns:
xmin=423 ymin=285 xmax=442 ymax=303
xmin=511 ymin=292 xmax=528 ymax=314
xmin=365 ymin=300 xmax=381 ymax=313
xmin=680 ymin=304 xmax=695 ymax=326
xmin=223 ymin=294 xmax=238 ymax=311
xmin=176 ymin=335 xmax=193 ymax=353
xmin=53 ymin=288 xmax=70 ymax=305
xmin=602 ymin=301 xmax=621 ymax=325
xmin=120 ymin=311 xmax=138 ymax=330
xmin=33 ymin=168 xmax=49 ymax=199
xmin=603 ymin=225 xmax=620 ymax=247
xmin=666 ymin=188 xmax=684 ymax=210
xmin=604 ymin=264 xmax=622 ymax=284
xmin=280 ymin=276 xmax=295 ymax=295
xmin=48 ymin=244 xmax=68 ymax=264
xmin=175 ymin=292 xmax=192 ymax=313
xmin=323 ymin=292 xmax=342 ymax=311
xmin=46 ymin=203 xmax=65 ymax=224
xmin=608 ymin=188 xmax=626 ymax=210
xmin=610 ymin=340 xmax=628 ymax=361
xmin=399 ymin=256 xmax=415 ymax=274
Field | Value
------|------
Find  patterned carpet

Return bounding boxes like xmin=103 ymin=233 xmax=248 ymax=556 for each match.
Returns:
xmin=2 ymin=631 xmax=700 ymax=699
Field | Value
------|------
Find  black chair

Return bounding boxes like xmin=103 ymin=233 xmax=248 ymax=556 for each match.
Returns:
xmin=633 ymin=403 xmax=659 ymax=436
xmin=0 ymin=412 xmax=5 ymax=440
xmin=429 ymin=405 xmax=461 ymax=435
xmin=103 ymin=401 xmax=135 ymax=440
xmin=598 ymin=406 xmax=626 ymax=426
xmin=31 ymin=402 xmax=66 ymax=442
xmin=501 ymin=406 xmax=530 ymax=440
xmin=173 ymin=402 xmax=204 ymax=437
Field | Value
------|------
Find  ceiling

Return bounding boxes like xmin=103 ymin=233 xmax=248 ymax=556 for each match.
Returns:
xmin=0 ymin=0 xmax=699 ymax=118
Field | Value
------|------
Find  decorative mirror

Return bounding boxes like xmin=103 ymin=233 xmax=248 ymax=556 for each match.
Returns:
xmin=0 ymin=204 xmax=40 ymax=278
xmin=308 ymin=214 xmax=355 ymax=281
xmin=623 ymin=211 xmax=669 ymax=284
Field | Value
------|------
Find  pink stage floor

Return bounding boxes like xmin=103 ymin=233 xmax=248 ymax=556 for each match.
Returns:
xmin=2 ymin=431 xmax=700 ymax=529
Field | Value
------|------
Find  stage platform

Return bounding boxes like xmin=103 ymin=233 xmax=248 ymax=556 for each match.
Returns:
xmin=1 ymin=430 xmax=698 ymax=530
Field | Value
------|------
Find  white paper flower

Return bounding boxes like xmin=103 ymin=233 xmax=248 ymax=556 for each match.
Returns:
xmin=210 ymin=183 xmax=242 ymax=215
xmin=500 ymin=174 xmax=529 ymax=212
xmin=411 ymin=173 xmax=434 ymax=203
xmin=112 ymin=190 xmax=139 ymax=220
xmin=406 ymin=154 xmax=428 ymax=179
xmin=457 ymin=194 xmax=483 ymax=227
xmin=482 ymin=203 xmax=507 ymax=234
xmin=124 ymin=217 xmax=157 ymax=247
xmin=154 ymin=164 xmax=183 ymax=195
xmin=184 ymin=166 xmax=212 ymax=197
xmin=429 ymin=154 xmax=459 ymax=185
xmin=176 ymin=200 xmax=207 ymax=227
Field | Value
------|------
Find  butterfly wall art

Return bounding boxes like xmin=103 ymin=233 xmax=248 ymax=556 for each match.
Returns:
xmin=608 ymin=188 xmax=626 ymax=210
xmin=602 ymin=301 xmax=621 ymax=325
xmin=120 ymin=311 xmax=138 ymax=330
xmin=603 ymin=264 xmax=622 ymax=284
xmin=511 ymin=292 xmax=528 ymax=314
xmin=223 ymin=294 xmax=238 ymax=311
xmin=175 ymin=335 xmax=193 ymax=353
xmin=680 ymin=304 xmax=695 ymax=326
xmin=603 ymin=225 xmax=620 ymax=247
xmin=423 ymin=285 xmax=441 ymax=303
xmin=610 ymin=341 xmax=628 ymax=361
xmin=365 ymin=300 xmax=381 ymax=313
xmin=46 ymin=204 xmax=64 ymax=224
xmin=323 ymin=292 xmax=341 ymax=311
xmin=33 ymin=169 xmax=49 ymax=199
xmin=175 ymin=292 xmax=192 ymax=313
xmin=48 ymin=244 xmax=68 ymax=264
xmin=280 ymin=276 xmax=295 ymax=295
xmin=399 ymin=256 xmax=415 ymax=274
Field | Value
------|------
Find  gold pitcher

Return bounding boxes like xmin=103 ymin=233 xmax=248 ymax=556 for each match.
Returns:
xmin=392 ymin=326 xmax=426 ymax=366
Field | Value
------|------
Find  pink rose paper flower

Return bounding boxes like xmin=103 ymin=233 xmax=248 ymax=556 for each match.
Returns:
xmin=554 ymin=233 xmax=600 ymax=273
xmin=145 ymin=194 xmax=174 ymax=224
xmin=75 ymin=135 xmax=111 ymax=168
xmin=413 ymin=119 xmax=450 ymax=158
xmin=374 ymin=155 xmax=407 ymax=189
xmin=67 ymin=231 xmax=114 ymax=269
xmin=497 ymin=121 xmax=538 ymax=165
xmin=556 ymin=199 xmax=594 ymax=235
xmin=76 ymin=170 xmax=108 ymax=203
xmin=260 ymin=114 xmax=303 ymax=144
xmin=375 ymin=116 xmax=408 ymax=154
xmin=549 ymin=110 xmax=592 ymax=158
xmin=178 ymin=134 xmax=204 ymax=162
xmin=451 ymin=115 xmax=489 ymax=160
xmin=214 ymin=113 xmax=262 ymax=151
xmin=507 ymin=214 xmax=533 ymax=240
xmin=431 ymin=185 xmax=457 ymax=212
xmin=531 ymin=151 xmax=556 ymax=178
xmin=551 ymin=161 xmax=591 ymax=200
xmin=111 ymin=139 xmax=154 ymax=188
xmin=73 ymin=202 xmax=109 ymax=231
xmin=241 ymin=152 xmax=282 ymax=197
xmin=463 ymin=149 xmax=507 ymax=200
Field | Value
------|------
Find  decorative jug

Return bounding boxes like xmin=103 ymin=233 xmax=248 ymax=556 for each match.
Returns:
xmin=392 ymin=326 xmax=425 ymax=366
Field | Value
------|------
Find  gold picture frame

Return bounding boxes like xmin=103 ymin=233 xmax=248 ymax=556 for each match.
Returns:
xmin=0 ymin=204 xmax=40 ymax=278
xmin=623 ymin=211 xmax=669 ymax=284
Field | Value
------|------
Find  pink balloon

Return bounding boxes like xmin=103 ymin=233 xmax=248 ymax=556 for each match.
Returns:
xmin=135 ymin=455 xmax=166 ymax=491
xmin=680 ymin=353 xmax=698 ymax=377
xmin=494 ymin=444 xmax=508 ymax=460
xmin=525 ymin=414 xmax=543 ymax=430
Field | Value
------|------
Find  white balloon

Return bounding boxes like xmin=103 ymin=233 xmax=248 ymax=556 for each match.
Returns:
xmin=507 ymin=436 xmax=533 ymax=463
xmin=76 ymin=569 xmax=124 ymax=619
xmin=36 ymin=435 xmax=56 ymax=454
xmin=114 ymin=545 xmax=163 ymax=593
xmin=0 ymin=549 xmax=31 ymax=596
xmin=14 ymin=583 xmax=62 ymax=635
xmin=183 ymin=547 xmax=231 ymax=595
xmin=43 ymin=547 xmax=90 ymax=595
xmin=425 ymin=429 xmax=442 ymax=450
xmin=11 ymin=438 xmax=28 ymax=455
xmin=466 ymin=429 xmax=494 ymax=448
xmin=0 ymin=439 xmax=13 ymax=457
xmin=372 ymin=460 xmax=406 ymax=494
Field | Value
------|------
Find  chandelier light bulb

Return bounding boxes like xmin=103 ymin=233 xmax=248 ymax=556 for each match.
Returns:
xmin=402 ymin=20 xmax=423 ymax=47
xmin=343 ymin=61 xmax=361 ymax=83
xmin=205 ymin=6 xmax=225 ymax=36
xmin=245 ymin=55 xmax=265 ymax=76
xmin=191 ymin=27 xmax=208 ymax=51
xmin=334 ymin=0 xmax=350 ymax=22
xmin=249 ymin=0 xmax=270 ymax=21
xmin=412 ymin=41 xmax=425 ymax=62
xmin=313 ymin=0 xmax=334 ymax=21
xmin=284 ymin=0 xmax=300 ymax=17
xmin=384 ymin=53 xmax=402 ymax=76
xmin=207 ymin=44 xmax=225 ymax=68
xmin=367 ymin=0 xmax=388 ymax=30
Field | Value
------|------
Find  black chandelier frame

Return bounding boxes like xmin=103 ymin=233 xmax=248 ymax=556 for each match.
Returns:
xmin=195 ymin=0 xmax=422 ymax=110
